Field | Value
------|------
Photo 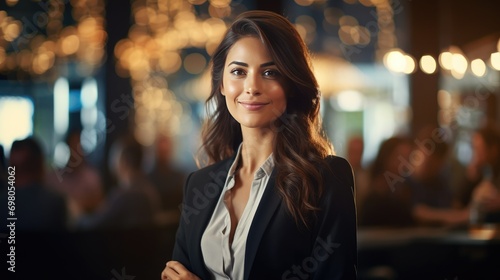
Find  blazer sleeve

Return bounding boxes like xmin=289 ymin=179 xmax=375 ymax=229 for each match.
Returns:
xmin=170 ymin=158 xmax=231 ymax=280
xmin=312 ymin=156 xmax=357 ymax=280
xmin=171 ymin=172 xmax=193 ymax=267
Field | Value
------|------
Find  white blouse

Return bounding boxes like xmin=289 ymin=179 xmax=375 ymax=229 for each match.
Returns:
xmin=200 ymin=144 xmax=275 ymax=280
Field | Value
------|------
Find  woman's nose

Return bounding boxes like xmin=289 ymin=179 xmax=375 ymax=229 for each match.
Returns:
xmin=244 ymin=73 xmax=261 ymax=95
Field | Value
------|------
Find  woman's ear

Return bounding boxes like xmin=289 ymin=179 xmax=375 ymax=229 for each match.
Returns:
xmin=220 ymin=85 xmax=225 ymax=96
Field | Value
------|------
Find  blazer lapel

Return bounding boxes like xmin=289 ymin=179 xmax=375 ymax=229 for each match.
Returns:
xmin=244 ymin=169 xmax=282 ymax=280
xmin=188 ymin=158 xmax=234 ymax=279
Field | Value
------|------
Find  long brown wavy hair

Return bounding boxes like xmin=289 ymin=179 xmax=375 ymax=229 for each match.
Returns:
xmin=199 ymin=10 xmax=334 ymax=227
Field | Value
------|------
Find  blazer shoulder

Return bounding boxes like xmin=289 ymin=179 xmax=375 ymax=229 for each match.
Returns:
xmin=185 ymin=157 xmax=234 ymax=187
xmin=323 ymin=155 xmax=355 ymax=191
xmin=325 ymin=155 xmax=351 ymax=168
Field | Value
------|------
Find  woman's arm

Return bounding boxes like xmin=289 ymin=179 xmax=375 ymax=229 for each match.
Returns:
xmin=163 ymin=173 xmax=205 ymax=279
xmin=312 ymin=156 xmax=358 ymax=280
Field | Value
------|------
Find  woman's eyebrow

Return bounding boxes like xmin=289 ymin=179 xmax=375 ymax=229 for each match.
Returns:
xmin=228 ymin=61 xmax=247 ymax=67
xmin=227 ymin=61 xmax=275 ymax=67
xmin=260 ymin=61 xmax=275 ymax=67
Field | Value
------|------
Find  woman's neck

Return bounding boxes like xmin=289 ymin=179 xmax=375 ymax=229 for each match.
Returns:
xmin=239 ymin=127 xmax=274 ymax=175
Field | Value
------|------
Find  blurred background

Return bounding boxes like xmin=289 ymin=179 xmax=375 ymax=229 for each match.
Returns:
xmin=0 ymin=0 xmax=499 ymax=279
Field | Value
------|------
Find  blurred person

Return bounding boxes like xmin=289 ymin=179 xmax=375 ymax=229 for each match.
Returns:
xmin=359 ymin=136 xmax=414 ymax=227
xmin=148 ymin=133 xmax=186 ymax=225
xmin=49 ymin=130 xmax=104 ymax=226
xmin=0 ymin=144 xmax=5 ymax=168
xmin=162 ymin=11 xmax=356 ymax=280
xmin=0 ymin=145 xmax=8 ymax=207
xmin=0 ymin=145 xmax=6 ymax=188
xmin=347 ymin=135 xmax=369 ymax=216
xmin=78 ymin=135 xmax=161 ymax=229
xmin=407 ymin=126 xmax=469 ymax=226
xmin=0 ymin=137 xmax=67 ymax=231
xmin=463 ymin=124 xmax=500 ymax=224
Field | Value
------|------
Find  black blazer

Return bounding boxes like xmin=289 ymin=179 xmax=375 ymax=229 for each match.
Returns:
xmin=172 ymin=155 xmax=357 ymax=280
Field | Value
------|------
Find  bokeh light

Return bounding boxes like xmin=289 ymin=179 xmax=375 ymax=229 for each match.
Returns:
xmin=439 ymin=51 xmax=453 ymax=70
xmin=470 ymin=58 xmax=486 ymax=77
xmin=383 ymin=49 xmax=406 ymax=73
xmin=419 ymin=55 xmax=437 ymax=74
xmin=491 ymin=52 xmax=500 ymax=70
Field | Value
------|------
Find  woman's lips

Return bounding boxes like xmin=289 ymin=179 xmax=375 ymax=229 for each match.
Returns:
xmin=238 ymin=101 xmax=270 ymax=110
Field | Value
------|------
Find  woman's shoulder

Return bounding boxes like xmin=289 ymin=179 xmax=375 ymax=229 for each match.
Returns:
xmin=324 ymin=154 xmax=352 ymax=169
xmin=323 ymin=155 xmax=353 ymax=175
xmin=322 ymin=155 xmax=355 ymax=192
xmin=186 ymin=157 xmax=235 ymax=184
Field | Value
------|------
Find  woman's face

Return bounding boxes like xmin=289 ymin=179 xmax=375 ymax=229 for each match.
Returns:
xmin=221 ymin=36 xmax=287 ymax=130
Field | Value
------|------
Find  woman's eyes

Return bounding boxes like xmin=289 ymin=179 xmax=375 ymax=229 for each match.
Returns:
xmin=263 ymin=69 xmax=280 ymax=78
xmin=230 ymin=68 xmax=246 ymax=76
xmin=229 ymin=68 xmax=280 ymax=78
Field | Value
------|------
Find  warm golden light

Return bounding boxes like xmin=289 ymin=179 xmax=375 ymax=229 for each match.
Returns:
xmin=294 ymin=24 xmax=307 ymax=41
xmin=294 ymin=0 xmax=315 ymax=6
xmin=438 ymin=51 xmax=453 ymax=70
xmin=324 ymin=7 xmax=343 ymax=26
xmin=61 ymin=34 xmax=80 ymax=55
xmin=337 ymin=90 xmax=364 ymax=111
xmin=437 ymin=90 xmax=451 ymax=109
xmin=339 ymin=25 xmax=370 ymax=45
xmin=208 ymin=4 xmax=231 ymax=18
xmin=6 ymin=0 xmax=18 ymax=6
xmin=188 ymin=0 xmax=207 ymax=4
xmin=419 ymin=55 xmax=436 ymax=74
xmin=471 ymin=58 xmax=486 ymax=77
xmin=33 ymin=51 xmax=55 ymax=74
xmin=296 ymin=15 xmax=316 ymax=44
xmin=183 ymin=53 xmax=207 ymax=75
xmin=491 ymin=52 xmax=500 ymax=71
xmin=110 ymin=0 xmax=255 ymax=143
xmin=339 ymin=15 xmax=358 ymax=26
xmin=3 ymin=21 xmax=21 ymax=42
xmin=135 ymin=123 xmax=155 ymax=146
xmin=296 ymin=15 xmax=317 ymax=32
xmin=209 ymin=0 xmax=231 ymax=8
xmin=469 ymin=225 xmax=497 ymax=240
xmin=383 ymin=49 xmax=406 ymax=73
xmin=402 ymin=54 xmax=416 ymax=74
xmin=134 ymin=7 xmax=150 ymax=26
xmin=357 ymin=26 xmax=371 ymax=45
xmin=451 ymin=53 xmax=468 ymax=74
xmin=159 ymin=52 xmax=182 ymax=74
xmin=39 ymin=40 xmax=57 ymax=53
xmin=0 ymin=2 xmax=104 ymax=76
xmin=0 ymin=48 xmax=5 ymax=65
xmin=358 ymin=0 xmax=373 ymax=7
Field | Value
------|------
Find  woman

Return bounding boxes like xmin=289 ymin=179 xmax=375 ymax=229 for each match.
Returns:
xmin=162 ymin=10 xmax=357 ymax=280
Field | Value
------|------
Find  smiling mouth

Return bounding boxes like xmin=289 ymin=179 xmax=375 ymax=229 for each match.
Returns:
xmin=238 ymin=101 xmax=270 ymax=110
